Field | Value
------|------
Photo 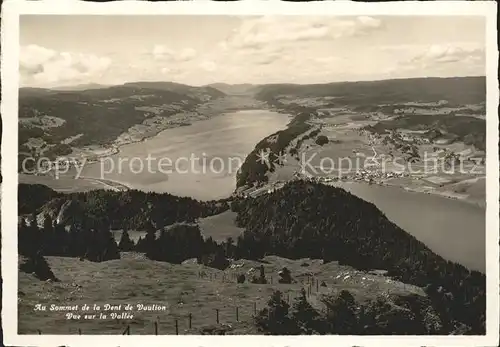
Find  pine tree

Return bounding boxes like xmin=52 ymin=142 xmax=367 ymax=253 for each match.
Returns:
xmin=322 ymin=290 xmax=358 ymax=334
xmin=53 ymin=222 xmax=68 ymax=256
xmin=85 ymin=229 xmax=99 ymax=261
xmin=144 ymin=221 xmax=157 ymax=259
xmin=29 ymin=212 xmax=38 ymax=229
xmin=43 ymin=214 xmax=53 ymax=233
xmin=18 ymin=218 xmax=30 ymax=256
xmin=290 ymin=288 xmax=323 ymax=334
xmin=19 ymin=251 xmax=58 ymax=282
xmin=27 ymin=214 xmax=42 ymax=256
xmin=118 ymin=229 xmax=135 ymax=251
xmin=145 ymin=222 xmax=156 ymax=244
xmin=99 ymin=223 xmax=120 ymax=261
xmin=255 ymin=290 xmax=293 ymax=334
xmin=225 ymin=236 xmax=234 ymax=258
xmin=42 ymin=214 xmax=55 ymax=254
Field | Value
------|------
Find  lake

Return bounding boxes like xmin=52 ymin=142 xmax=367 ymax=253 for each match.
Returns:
xmin=333 ymin=181 xmax=486 ymax=272
xmin=81 ymin=110 xmax=291 ymax=200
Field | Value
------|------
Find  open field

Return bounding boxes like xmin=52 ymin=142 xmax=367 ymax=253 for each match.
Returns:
xmin=198 ymin=211 xmax=244 ymax=242
xmin=265 ymin=108 xmax=485 ymax=207
xmin=446 ymin=177 xmax=486 ymax=202
xmin=18 ymin=253 xmax=424 ymax=335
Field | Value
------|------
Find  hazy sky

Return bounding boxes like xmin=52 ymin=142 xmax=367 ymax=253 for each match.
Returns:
xmin=19 ymin=15 xmax=486 ymax=88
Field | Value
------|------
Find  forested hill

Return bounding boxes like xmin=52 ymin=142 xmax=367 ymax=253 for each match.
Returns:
xmin=236 ymin=111 xmax=314 ymax=188
xmin=254 ymin=76 xmax=486 ymax=107
xmin=18 ymin=82 xmax=225 ymax=155
xmin=231 ymin=180 xmax=485 ymax=334
xmin=122 ymin=81 xmax=225 ymax=100
xmin=18 ymin=184 xmax=229 ymax=230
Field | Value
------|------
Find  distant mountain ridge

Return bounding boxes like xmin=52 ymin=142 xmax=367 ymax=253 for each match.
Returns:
xmin=207 ymin=83 xmax=258 ymax=95
xmin=254 ymin=76 xmax=486 ymax=106
xmin=124 ymin=81 xmax=225 ymax=100
xmin=50 ymin=83 xmax=111 ymax=91
xmin=23 ymin=76 xmax=485 ymax=102
xmin=21 ymin=81 xmax=225 ymax=99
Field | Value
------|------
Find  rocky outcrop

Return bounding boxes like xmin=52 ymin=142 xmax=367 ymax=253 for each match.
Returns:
xmin=31 ymin=198 xmax=83 ymax=228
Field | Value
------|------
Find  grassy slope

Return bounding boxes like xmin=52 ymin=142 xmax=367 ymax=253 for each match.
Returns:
xmin=18 ymin=254 xmax=424 ymax=335
xmin=366 ymin=114 xmax=485 ymax=150
xmin=198 ymin=210 xmax=244 ymax=242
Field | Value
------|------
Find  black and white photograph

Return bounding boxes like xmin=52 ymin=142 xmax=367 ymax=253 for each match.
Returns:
xmin=1 ymin=1 xmax=499 ymax=346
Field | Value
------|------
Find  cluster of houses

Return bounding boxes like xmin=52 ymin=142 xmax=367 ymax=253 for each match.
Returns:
xmin=238 ymin=181 xmax=287 ymax=199
xmin=313 ymin=169 xmax=408 ymax=185
xmin=38 ymin=158 xmax=83 ymax=172
xmin=349 ymin=169 xmax=407 ymax=183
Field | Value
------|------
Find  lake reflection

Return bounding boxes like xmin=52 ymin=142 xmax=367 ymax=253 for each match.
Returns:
xmin=334 ymin=182 xmax=485 ymax=272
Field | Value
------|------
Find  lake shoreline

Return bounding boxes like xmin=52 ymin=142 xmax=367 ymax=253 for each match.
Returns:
xmin=376 ymin=180 xmax=485 ymax=209
xmin=73 ymin=95 xmax=275 ymax=164
xmin=329 ymin=180 xmax=485 ymax=273
xmin=74 ymin=112 xmax=213 ymax=164
xmin=76 ymin=108 xmax=292 ymax=199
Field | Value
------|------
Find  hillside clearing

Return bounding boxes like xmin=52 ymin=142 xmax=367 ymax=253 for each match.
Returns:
xmin=198 ymin=210 xmax=244 ymax=242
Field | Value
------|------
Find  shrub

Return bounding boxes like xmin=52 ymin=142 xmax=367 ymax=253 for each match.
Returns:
xmin=322 ymin=290 xmax=358 ymax=334
xmin=255 ymin=291 xmax=294 ymax=334
xmin=315 ymin=135 xmax=329 ymax=146
xmin=290 ymin=288 xmax=325 ymax=334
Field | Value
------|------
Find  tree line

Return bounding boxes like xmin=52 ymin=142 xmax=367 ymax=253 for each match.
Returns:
xmin=19 ymin=213 xmax=120 ymax=262
xmin=255 ymin=289 xmax=444 ymax=335
xmin=17 ymin=184 xmax=231 ymax=275
xmin=18 ymin=184 xmax=229 ymax=230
